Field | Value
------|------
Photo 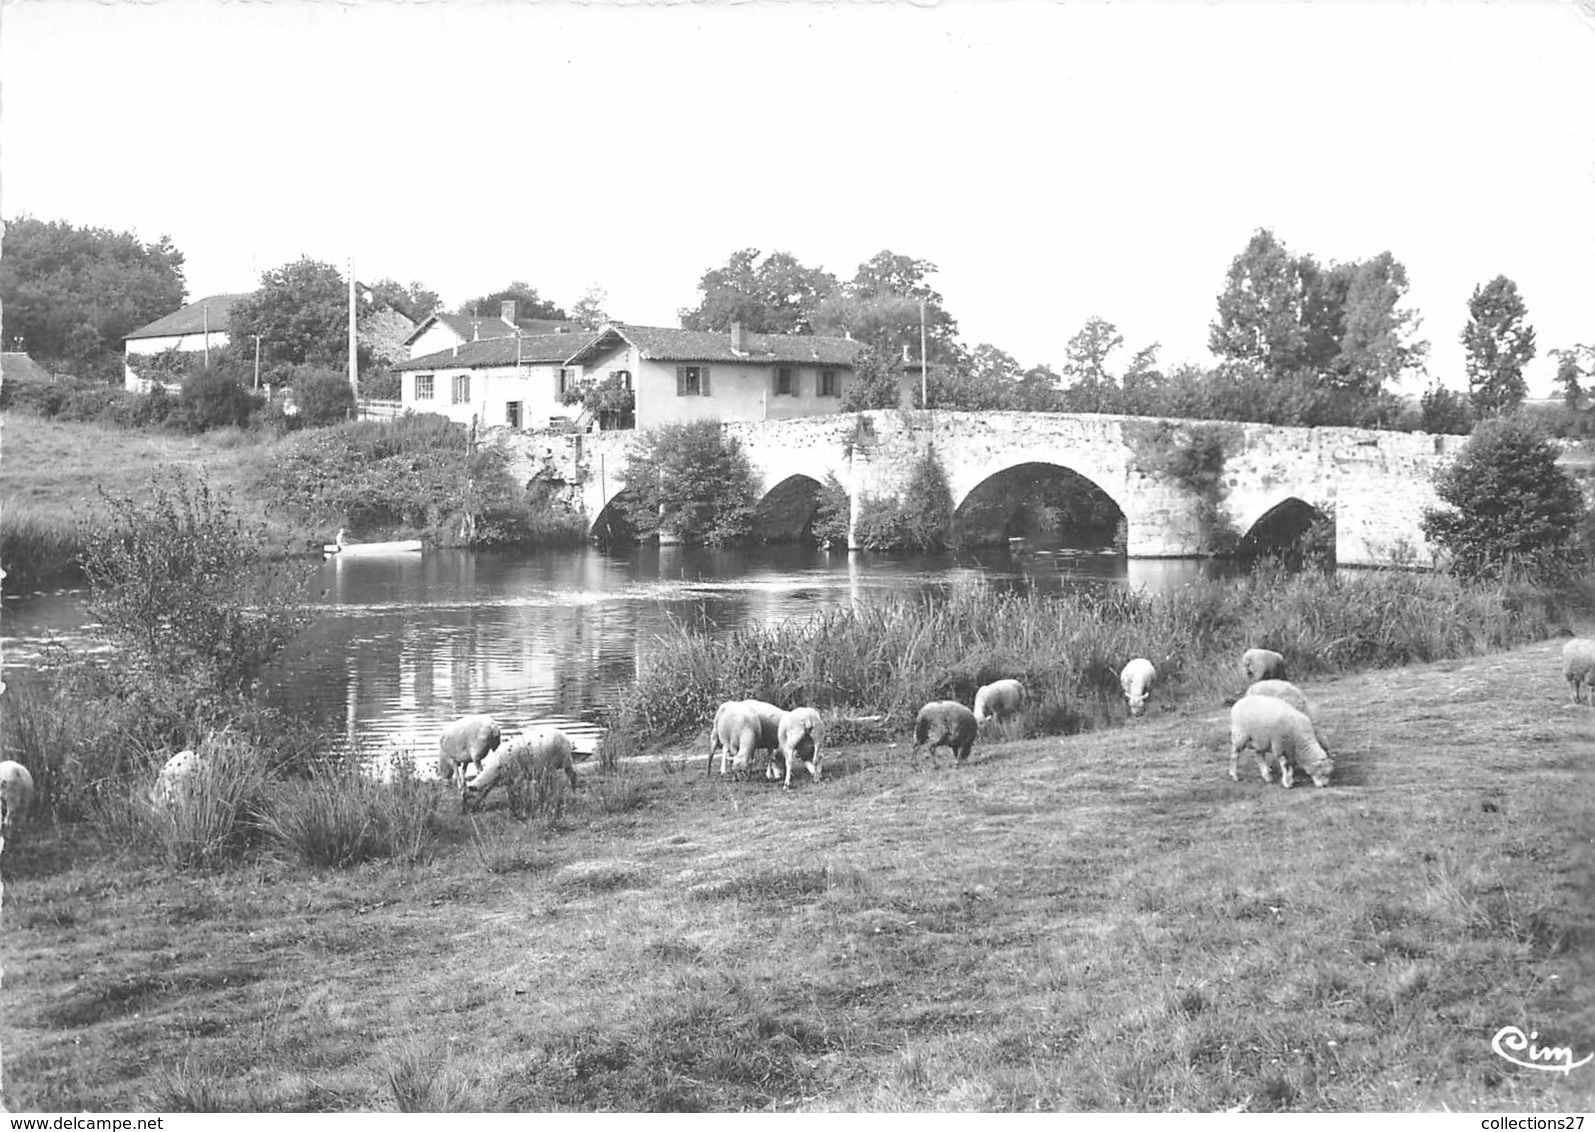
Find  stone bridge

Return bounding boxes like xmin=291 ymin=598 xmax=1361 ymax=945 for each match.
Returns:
xmin=514 ymin=410 xmax=1469 ymax=567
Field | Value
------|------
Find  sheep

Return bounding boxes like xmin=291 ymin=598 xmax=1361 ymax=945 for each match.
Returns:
xmin=438 ymin=714 xmax=502 ymax=793
xmin=913 ymin=700 xmax=978 ymax=765
xmin=1562 ymin=638 xmax=1595 ymax=706
xmin=707 ymin=699 xmax=784 ymax=778
xmin=464 ymin=727 xmax=578 ymax=819
xmin=770 ymin=706 xmax=823 ymax=790
xmin=1241 ymin=648 xmax=1287 ymax=684
xmin=1245 ymin=678 xmax=1312 ymax=719
xmin=1229 ymin=694 xmax=1333 ymax=789
xmin=1 ymin=760 xmax=36 ymax=849
xmin=1120 ymin=658 xmax=1157 ymax=717
xmin=973 ymin=679 xmax=1027 ymax=724
xmin=151 ymin=748 xmax=204 ymax=808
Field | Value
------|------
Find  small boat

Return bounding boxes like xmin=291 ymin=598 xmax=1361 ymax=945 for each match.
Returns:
xmin=324 ymin=529 xmax=425 ymax=557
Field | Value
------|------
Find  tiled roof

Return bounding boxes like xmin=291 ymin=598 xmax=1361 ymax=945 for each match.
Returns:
xmin=402 ymin=313 xmax=579 ymax=346
xmin=570 ymin=324 xmax=864 ymax=367
xmin=393 ymin=331 xmax=602 ymax=371
xmin=124 ymin=294 xmax=250 ymax=340
xmin=0 ymin=353 xmax=54 ymax=382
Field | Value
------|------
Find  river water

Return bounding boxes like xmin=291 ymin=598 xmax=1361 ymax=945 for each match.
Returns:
xmin=0 ymin=542 xmax=1225 ymax=765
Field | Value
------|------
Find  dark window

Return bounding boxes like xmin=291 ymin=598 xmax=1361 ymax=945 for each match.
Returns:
xmin=776 ymin=367 xmax=794 ymax=396
xmin=676 ymin=365 xmax=710 ymax=396
xmin=819 ymin=370 xmax=839 ymax=397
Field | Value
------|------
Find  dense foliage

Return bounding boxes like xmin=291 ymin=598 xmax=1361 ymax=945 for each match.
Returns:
xmin=0 ymin=214 xmax=187 ymax=382
xmin=1461 ymin=275 xmax=1536 ymax=416
xmin=851 ymin=448 xmax=954 ymax=552
xmin=1421 ymin=415 xmax=1586 ymax=580
xmin=77 ymin=470 xmax=318 ymax=695
xmin=454 ymin=281 xmax=567 ymax=321
xmin=229 ymin=257 xmax=371 ymax=373
xmin=678 ymin=248 xmax=839 ymax=335
xmin=619 ymin=421 xmax=758 ymax=546
xmin=180 ymin=365 xmax=261 ymax=431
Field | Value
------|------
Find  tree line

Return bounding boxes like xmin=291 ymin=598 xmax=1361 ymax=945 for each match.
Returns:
xmin=4 ymin=213 xmax=1592 ymax=435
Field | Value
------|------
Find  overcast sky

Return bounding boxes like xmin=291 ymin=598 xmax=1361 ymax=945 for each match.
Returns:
xmin=4 ymin=0 xmax=1592 ymax=395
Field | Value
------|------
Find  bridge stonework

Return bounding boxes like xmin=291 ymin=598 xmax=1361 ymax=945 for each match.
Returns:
xmin=535 ymin=411 xmax=1468 ymax=567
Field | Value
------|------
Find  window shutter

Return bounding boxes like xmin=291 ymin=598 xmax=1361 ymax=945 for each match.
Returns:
xmin=701 ymin=366 xmax=710 ymax=396
xmin=677 ymin=365 xmax=686 ymax=396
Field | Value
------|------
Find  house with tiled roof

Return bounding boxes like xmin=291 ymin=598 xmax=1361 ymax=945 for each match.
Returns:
xmin=402 ymin=301 xmax=578 ymax=361
xmin=565 ymin=323 xmax=864 ymax=430
xmin=392 ymin=330 xmax=601 ymax=431
xmin=123 ymin=293 xmax=248 ymax=391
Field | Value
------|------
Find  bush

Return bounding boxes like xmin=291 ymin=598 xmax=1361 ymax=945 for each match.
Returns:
xmin=619 ymin=420 xmax=758 ymax=546
xmin=291 ymin=366 xmax=357 ymax=428
xmin=180 ymin=365 xmax=260 ymax=431
xmin=811 ymin=473 xmax=851 ymax=549
xmin=1421 ymin=415 xmax=1587 ymax=580
xmin=77 ymin=468 xmax=318 ymax=695
xmin=850 ymin=448 xmax=953 ymax=552
xmin=260 ymin=755 xmax=437 ymax=868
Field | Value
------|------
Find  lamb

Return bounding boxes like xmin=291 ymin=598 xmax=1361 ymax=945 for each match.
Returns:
xmin=973 ymin=679 xmax=1027 ymax=724
xmin=913 ymin=700 xmax=978 ymax=765
xmin=1229 ymin=693 xmax=1333 ymax=789
xmin=770 ymin=706 xmax=823 ymax=790
xmin=438 ymin=714 xmax=502 ymax=792
xmin=1245 ymin=678 xmax=1313 ymax=719
xmin=1 ymin=760 xmax=36 ymax=849
xmin=1119 ymin=658 xmax=1157 ymax=717
xmin=464 ymin=727 xmax=578 ymax=819
xmin=151 ymin=748 xmax=204 ymax=807
xmin=1241 ymin=648 xmax=1287 ymax=684
xmin=1562 ymin=638 xmax=1595 ymax=706
xmin=707 ymin=699 xmax=784 ymax=778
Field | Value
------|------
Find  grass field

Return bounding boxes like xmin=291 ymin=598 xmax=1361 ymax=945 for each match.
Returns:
xmin=2 ymin=636 xmax=1592 ymax=1112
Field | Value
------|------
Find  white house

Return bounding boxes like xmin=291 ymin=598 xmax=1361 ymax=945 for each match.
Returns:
xmin=123 ymin=293 xmax=248 ymax=391
xmin=402 ymin=301 xmax=579 ymax=361
xmin=392 ymin=330 xmax=600 ymax=431
xmin=565 ymin=323 xmax=864 ymax=430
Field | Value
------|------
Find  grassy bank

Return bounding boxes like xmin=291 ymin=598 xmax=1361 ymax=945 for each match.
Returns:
xmin=608 ymin=568 xmax=1583 ymax=749
xmin=2 ymin=637 xmax=1591 ymax=1111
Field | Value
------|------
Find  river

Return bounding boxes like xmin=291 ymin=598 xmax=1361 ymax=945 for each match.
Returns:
xmin=0 ymin=541 xmax=1227 ymax=764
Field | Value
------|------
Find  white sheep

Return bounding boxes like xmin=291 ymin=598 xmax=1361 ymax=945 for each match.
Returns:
xmin=438 ymin=714 xmax=502 ymax=793
xmin=151 ymin=748 xmax=204 ymax=808
xmin=973 ymin=679 xmax=1027 ymax=724
xmin=1120 ymin=658 xmax=1157 ymax=717
xmin=913 ymin=700 xmax=978 ymax=765
xmin=1562 ymin=638 xmax=1595 ymax=706
xmin=1245 ymin=678 xmax=1313 ymax=719
xmin=464 ymin=727 xmax=578 ymax=819
xmin=771 ymin=706 xmax=823 ymax=790
xmin=1229 ymin=694 xmax=1333 ymax=789
xmin=1241 ymin=648 xmax=1288 ymax=684
xmin=707 ymin=699 xmax=784 ymax=778
xmin=1 ymin=760 xmax=36 ymax=849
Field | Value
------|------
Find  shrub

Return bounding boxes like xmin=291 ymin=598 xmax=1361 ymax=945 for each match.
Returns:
xmin=1421 ymin=415 xmax=1587 ymax=580
xmin=811 ymin=473 xmax=851 ymax=548
xmin=291 ymin=366 xmax=357 ymax=427
xmin=76 ymin=468 xmax=319 ymax=695
xmin=850 ymin=448 xmax=953 ymax=552
xmin=260 ymin=755 xmax=437 ymax=868
xmin=619 ymin=420 xmax=757 ymax=546
xmin=180 ymin=365 xmax=260 ymax=431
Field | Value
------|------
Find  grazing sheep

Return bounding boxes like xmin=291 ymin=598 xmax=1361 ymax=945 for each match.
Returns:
xmin=1229 ymin=694 xmax=1333 ymax=789
xmin=1563 ymin=638 xmax=1595 ymax=706
xmin=707 ymin=699 xmax=784 ymax=778
xmin=1245 ymin=678 xmax=1313 ymax=719
xmin=973 ymin=679 xmax=1027 ymax=724
xmin=464 ymin=727 xmax=578 ymax=818
xmin=1 ymin=760 xmax=36 ymax=849
xmin=771 ymin=706 xmax=824 ymax=790
xmin=1120 ymin=658 xmax=1157 ymax=717
xmin=151 ymin=748 xmax=204 ymax=808
xmin=913 ymin=701 xmax=978 ymax=765
xmin=438 ymin=714 xmax=502 ymax=792
xmin=1241 ymin=648 xmax=1287 ymax=684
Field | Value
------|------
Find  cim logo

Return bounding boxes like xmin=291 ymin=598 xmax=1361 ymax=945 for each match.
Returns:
xmin=1491 ymin=1026 xmax=1594 ymax=1075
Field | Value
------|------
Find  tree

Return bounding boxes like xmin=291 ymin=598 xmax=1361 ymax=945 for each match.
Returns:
xmin=455 ymin=281 xmax=567 ymax=321
xmin=620 ymin=421 xmax=758 ymax=546
xmin=1420 ymin=415 xmax=1584 ymax=579
xmin=839 ymin=344 xmax=906 ymax=411
xmin=292 ymin=366 xmax=357 ymax=427
xmin=1209 ymin=229 xmax=1319 ymax=377
xmin=1418 ymin=382 xmax=1473 ymax=435
xmin=813 ymin=250 xmax=959 ymax=360
xmin=1551 ymin=344 xmax=1594 ymax=409
xmin=1330 ymin=252 xmax=1428 ymax=397
xmin=571 ymin=284 xmax=612 ymax=329
xmin=0 ymin=214 xmax=187 ymax=381
xmin=1461 ymin=275 xmax=1535 ymax=416
xmin=367 ymin=278 xmax=440 ymax=324
xmin=180 ymin=363 xmax=260 ymax=432
xmin=678 ymin=248 xmax=837 ymax=334
xmin=1059 ymin=316 xmax=1125 ymax=412
xmin=230 ymin=258 xmax=370 ymax=372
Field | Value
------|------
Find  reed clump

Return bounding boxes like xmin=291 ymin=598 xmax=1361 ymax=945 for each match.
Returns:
xmin=611 ymin=568 xmax=1574 ymax=744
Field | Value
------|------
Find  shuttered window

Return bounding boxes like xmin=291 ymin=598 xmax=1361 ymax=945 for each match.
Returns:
xmin=452 ymin=374 xmax=471 ymax=404
xmin=819 ymin=370 xmax=839 ymax=397
xmin=676 ymin=365 xmax=710 ymax=396
xmin=775 ymin=367 xmax=794 ymax=396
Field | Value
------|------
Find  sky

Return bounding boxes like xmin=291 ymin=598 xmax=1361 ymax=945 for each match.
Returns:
xmin=3 ymin=0 xmax=1592 ymax=397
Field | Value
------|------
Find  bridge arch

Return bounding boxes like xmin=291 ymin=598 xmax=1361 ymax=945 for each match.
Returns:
xmin=751 ymin=473 xmax=827 ymax=542
xmin=953 ymin=460 xmax=1126 ymax=547
xmin=1234 ymin=496 xmax=1336 ymax=566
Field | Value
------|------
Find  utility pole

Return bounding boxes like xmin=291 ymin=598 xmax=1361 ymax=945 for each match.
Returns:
xmin=919 ymin=297 xmax=928 ymax=409
xmin=253 ymin=335 xmax=262 ymax=389
xmin=348 ymin=258 xmax=359 ymax=403
xmin=203 ymin=303 xmax=211 ymax=369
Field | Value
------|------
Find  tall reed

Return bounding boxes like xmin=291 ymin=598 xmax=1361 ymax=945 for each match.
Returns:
xmin=1 ymin=503 xmax=85 ymax=592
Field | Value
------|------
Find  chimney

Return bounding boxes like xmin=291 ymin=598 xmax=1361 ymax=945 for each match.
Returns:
xmin=501 ymin=300 xmax=517 ymax=327
xmin=902 ymin=344 xmax=912 ymax=364
xmin=730 ymin=321 xmax=743 ymax=353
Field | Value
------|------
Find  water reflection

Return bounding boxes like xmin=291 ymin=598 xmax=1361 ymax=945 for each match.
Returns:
xmin=2 ymin=541 xmax=1233 ymax=757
